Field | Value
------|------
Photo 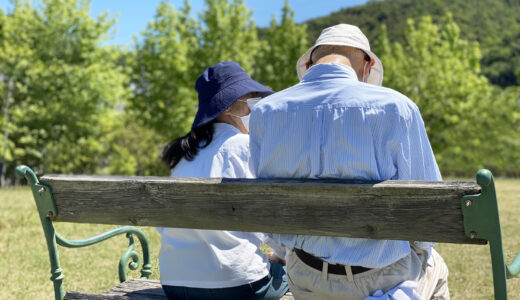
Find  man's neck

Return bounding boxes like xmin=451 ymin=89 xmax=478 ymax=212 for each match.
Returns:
xmin=315 ymin=55 xmax=353 ymax=68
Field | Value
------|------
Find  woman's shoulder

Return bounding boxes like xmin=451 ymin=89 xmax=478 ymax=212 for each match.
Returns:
xmin=211 ymin=123 xmax=249 ymax=154
xmin=217 ymin=132 xmax=250 ymax=155
xmin=216 ymin=132 xmax=253 ymax=178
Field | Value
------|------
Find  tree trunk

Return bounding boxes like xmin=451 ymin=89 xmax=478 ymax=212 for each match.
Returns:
xmin=1 ymin=79 xmax=12 ymax=187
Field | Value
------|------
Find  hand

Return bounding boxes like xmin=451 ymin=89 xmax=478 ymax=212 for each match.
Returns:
xmin=268 ymin=251 xmax=286 ymax=266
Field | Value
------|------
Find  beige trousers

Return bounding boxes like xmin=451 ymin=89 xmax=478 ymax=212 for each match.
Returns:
xmin=286 ymin=247 xmax=449 ymax=300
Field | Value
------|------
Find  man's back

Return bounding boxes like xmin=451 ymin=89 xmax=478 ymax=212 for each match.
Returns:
xmin=249 ymin=62 xmax=441 ymax=268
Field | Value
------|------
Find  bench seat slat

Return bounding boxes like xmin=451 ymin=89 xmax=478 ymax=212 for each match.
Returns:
xmin=65 ymin=279 xmax=166 ymax=299
xmin=41 ymin=175 xmax=484 ymax=244
xmin=64 ymin=279 xmax=295 ymax=300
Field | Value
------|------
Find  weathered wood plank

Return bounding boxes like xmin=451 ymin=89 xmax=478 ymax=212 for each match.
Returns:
xmin=65 ymin=292 xmax=132 ymax=300
xmin=41 ymin=175 xmax=484 ymax=244
xmin=64 ymin=279 xmax=294 ymax=300
xmin=65 ymin=279 xmax=165 ymax=300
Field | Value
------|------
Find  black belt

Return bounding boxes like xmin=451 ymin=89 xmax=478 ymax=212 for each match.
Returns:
xmin=249 ymin=274 xmax=271 ymax=290
xmin=294 ymin=248 xmax=372 ymax=275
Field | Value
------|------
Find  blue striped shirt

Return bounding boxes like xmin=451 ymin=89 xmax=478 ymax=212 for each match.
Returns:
xmin=249 ymin=63 xmax=441 ymax=268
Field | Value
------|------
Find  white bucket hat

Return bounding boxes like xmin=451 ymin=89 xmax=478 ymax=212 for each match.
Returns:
xmin=296 ymin=24 xmax=384 ymax=86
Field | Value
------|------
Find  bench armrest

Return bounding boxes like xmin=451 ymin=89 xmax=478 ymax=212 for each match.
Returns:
xmin=16 ymin=165 xmax=153 ymax=300
xmin=55 ymin=227 xmax=152 ymax=282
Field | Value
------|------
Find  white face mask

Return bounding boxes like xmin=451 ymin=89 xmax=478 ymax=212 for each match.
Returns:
xmin=231 ymin=96 xmax=263 ymax=132
xmin=229 ymin=112 xmax=250 ymax=131
xmin=240 ymin=114 xmax=250 ymax=131
xmin=245 ymin=97 xmax=262 ymax=110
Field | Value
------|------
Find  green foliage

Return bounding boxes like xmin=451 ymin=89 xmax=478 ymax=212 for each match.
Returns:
xmin=305 ymin=0 xmax=520 ymax=87
xmin=0 ymin=0 xmax=129 ymax=175
xmin=99 ymin=113 xmax=170 ymax=176
xmin=197 ymin=0 xmax=260 ymax=75
xmin=254 ymin=0 xmax=309 ymax=91
xmin=130 ymin=0 xmax=261 ymax=142
xmin=478 ymin=86 xmax=520 ymax=176
xmin=375 ymin=15 xmax=520 ymax=176
xmin=2 ymin=0 xmax=518 ymax=178
xmin=129 ymin=0 xmax=199 ymax=140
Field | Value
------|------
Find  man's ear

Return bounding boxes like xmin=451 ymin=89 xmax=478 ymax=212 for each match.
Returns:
xmin=305 ymin=61 xmax=313 ymax=70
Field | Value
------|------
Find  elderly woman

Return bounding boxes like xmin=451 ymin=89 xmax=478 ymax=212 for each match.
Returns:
xmin=158 ymin=61 xmax=288 ymax=300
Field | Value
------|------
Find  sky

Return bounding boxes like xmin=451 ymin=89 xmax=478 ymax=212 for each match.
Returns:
xmin=0 ymin=0 xmax=369 ymax=46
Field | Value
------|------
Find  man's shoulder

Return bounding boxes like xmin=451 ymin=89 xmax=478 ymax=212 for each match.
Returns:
xmin=363 ymin=84 xmax=419 ymax=118
xmin=252 ymin=84 xmax=299 ymax=112
xmin=254 ymin=82 xmax=419 ymax=119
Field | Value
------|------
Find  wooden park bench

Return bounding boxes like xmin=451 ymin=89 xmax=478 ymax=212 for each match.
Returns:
xmin=16 ymin=165 xmax=520 ymax=300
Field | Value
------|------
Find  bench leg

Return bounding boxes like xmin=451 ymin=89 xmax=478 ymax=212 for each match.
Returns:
xmin=16 ymin=165 xmax=153 ymax=300
xmin=35 ymin=187 xmax=66 ymax=300
xmin=15 ymin=166 xmax=65 ymax=300
xmin=489 ymin=240 xmax=508 ymax=300
xmin=462 ymin=169 xmax=508 ymax=300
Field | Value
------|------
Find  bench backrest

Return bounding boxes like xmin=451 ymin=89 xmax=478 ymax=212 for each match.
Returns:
xmin=16 ymin=166 xmax=519 ymax=300
xmin=40 ymin=174 xmax=483 ymax=244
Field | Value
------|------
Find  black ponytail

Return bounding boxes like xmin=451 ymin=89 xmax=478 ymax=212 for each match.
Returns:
xmin=161 ymin=122 xmax=215 ymax=169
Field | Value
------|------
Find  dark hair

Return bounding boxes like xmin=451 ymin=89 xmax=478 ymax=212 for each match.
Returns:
xmin=161 ymin=122 xmax=215 ymax=169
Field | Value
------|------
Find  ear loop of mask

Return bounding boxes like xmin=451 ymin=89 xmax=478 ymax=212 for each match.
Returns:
xmin=362 ymin=61 xmax=369 ymax=83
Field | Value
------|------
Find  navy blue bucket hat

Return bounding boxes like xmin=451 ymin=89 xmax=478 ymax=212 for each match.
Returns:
xmin=192 ymin=61 xmax=273 ymax=128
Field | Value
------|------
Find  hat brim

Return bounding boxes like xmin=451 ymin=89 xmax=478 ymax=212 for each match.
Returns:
xmin=296 ymin=44 xmax=383 ymax=86
xmin=192 ymin=78 xmax=273 ymax=128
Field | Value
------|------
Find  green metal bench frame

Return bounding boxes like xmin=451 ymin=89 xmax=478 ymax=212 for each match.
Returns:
xmin=16 ymin=165 xmax=520 ymax=300
xmin=16 ymin=165 xmax=153 ymax=300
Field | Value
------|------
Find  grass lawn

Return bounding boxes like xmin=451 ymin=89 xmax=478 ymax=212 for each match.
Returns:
xmin=1 ymin=178 xmax=519 ymax=299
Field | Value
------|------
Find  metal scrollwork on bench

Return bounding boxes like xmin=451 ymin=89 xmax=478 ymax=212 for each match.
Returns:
xmin=15 ymin=165 xmax=152 ymax=300
xmin=54 ymin=228 xmax=153 ymax=282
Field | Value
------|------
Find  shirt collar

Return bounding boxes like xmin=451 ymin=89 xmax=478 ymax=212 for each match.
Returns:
xmin=301 ymin=63 xmax=359 ymax=83
xmin=213 ymin=122 xmax=242 ymax=135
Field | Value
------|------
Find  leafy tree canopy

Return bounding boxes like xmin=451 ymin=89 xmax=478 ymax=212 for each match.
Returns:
xmin=0 ymin=0 xmax=129 ymax=176
xmin=376 ymin=15 xmax=520 ymax=175
xmin=304 ymin=0 xmax=520 ymax=87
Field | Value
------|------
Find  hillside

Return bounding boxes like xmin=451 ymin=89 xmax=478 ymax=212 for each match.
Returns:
xmin=302 ymin=0 xmax=520 ymax=87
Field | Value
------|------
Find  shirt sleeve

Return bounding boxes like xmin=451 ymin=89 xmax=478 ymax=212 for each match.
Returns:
xmin=265 ymin=233 xmax=300 ymax=257
xmin=262 ymin=234 xmax=288 ymax=259
xmin=364 ymin=280 xmax=421 ymax=300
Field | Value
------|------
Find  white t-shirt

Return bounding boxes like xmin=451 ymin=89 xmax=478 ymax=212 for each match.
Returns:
xmin=157 ymin=122 xmax=270 ymax=288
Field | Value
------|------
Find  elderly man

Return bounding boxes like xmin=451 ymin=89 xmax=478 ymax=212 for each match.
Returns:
xmin=249 ymin=24 xmax=449 ymax=299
